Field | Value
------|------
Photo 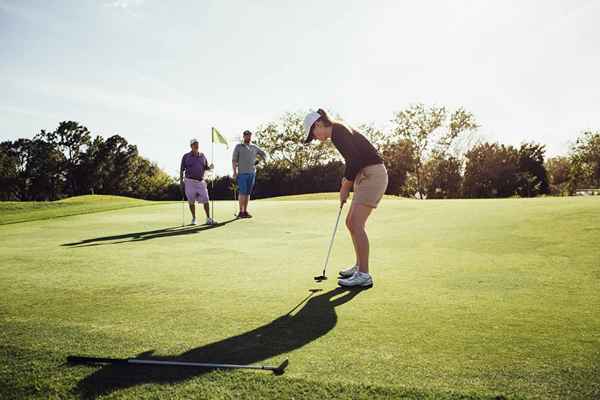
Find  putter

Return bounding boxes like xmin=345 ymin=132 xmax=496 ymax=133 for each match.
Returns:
xmin=314 ymin=203 xmax=344 ymax=282
xmin=67 ymin=355 xmax=289 ymax=375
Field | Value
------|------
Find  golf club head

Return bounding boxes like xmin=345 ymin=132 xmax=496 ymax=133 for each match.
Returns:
xmin=313 ymin=275 xmax=327 ymax=282
xmin=272 ymin=358 xmax=289 ymax=375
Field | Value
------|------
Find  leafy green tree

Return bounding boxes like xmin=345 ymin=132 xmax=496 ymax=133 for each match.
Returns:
xmin=7 ymin=139 xmax=34 ymax=199
xmin=545 ymin=156 xmax=571 ymax=195
xmin=130 ymin=156 xmax=176 ymax=200
xmin=33 ymin=121 xmax=92 ymax=197
xmin=254 ymin=111 xmax=338 ymax=170
xmin=463 ymin=143 xmax=519 ymax=198
xmin=0 ymin=141 xmax=19 ymax=200
xmin=357 ymin=123 xmax=388 ymax=153
xmin=74 ymin=136 xmax=105 ymax=195
xmin=25 ymin=138 xmax=66 ymax=200
xmin=381 ymin=139 xmax=415 ymax=196
xmin=516 ymin=142 xmax=549 ymax=197
xmin=570 ymin=130 xmax=600 ymax=188
xmin=424 ymin=154 xmax=462 ymax=199
xmin=391 ymin=104 xmax=478 ymax=197
xmin=94 ymin=135 xmax=139 ymax=195
xmin=55 ymin=121 xmax=91 ymax=195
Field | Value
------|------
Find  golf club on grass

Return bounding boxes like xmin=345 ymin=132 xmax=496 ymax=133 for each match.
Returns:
xmin=314 ymin=202 xmax=345 ymax=282
xmin=67 ymin=355 xmax=289 ymax=375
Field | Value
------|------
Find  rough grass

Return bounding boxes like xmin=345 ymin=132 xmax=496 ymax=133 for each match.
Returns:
xmin=0 ymin=196 xmax=599 ymax=399
xmin=0 ymin=195 xmax=158 ymax=225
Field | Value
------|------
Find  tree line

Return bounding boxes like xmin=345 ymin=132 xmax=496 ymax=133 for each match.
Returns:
xmin=0 ymin=121 xmax=178 ymax=201
xmin=2 ymin=105 xmax=599 ymax=201
xmin=244 ymin=105 xmax=600 ymax=199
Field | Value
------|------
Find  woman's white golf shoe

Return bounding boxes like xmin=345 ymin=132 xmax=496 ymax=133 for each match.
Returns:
xmin=338 ymin=271 xmax=373 ymax=288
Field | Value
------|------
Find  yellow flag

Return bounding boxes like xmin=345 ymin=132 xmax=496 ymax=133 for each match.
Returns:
xmin=211 ymin=127 xmax=229 ymax=149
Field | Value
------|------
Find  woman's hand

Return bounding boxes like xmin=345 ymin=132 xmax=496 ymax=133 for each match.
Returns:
xmin=339 ymin=178 xmax=353 ymax=205
xmin=340 ymin=188 xmax=350 ymax=205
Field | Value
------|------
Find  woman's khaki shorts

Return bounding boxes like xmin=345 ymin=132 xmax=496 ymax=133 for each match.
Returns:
xmin=352 ymin=164 xmax=388 ymax=208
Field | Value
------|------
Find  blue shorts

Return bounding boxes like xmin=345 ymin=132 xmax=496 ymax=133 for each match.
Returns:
xmin=237 ymin=173 xmax=256 ymax=195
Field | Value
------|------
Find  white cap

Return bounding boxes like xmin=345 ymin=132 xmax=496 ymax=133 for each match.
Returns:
xmin=190 ymin=138 xmax=199 ymax=145
xmin=303 ymin=111 xmax=321 ymax=143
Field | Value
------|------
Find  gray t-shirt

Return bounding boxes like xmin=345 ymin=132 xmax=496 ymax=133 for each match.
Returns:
xmin=232 ymin=143 xmax=267 ymax=174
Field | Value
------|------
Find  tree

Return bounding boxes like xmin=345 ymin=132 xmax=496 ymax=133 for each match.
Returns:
xmin=130 ymin=156 xmax=176 ymax=200
xmin=545 ymin=156 xmax=571 ymax=195
xmin=391 ymin=104 xmax=478 ymax=197
xmin=463 ymin=143 xmax=519 ymax=198
xmin=25 ymin=138 xmax=66 ymax=200
xmin=0 ymin=141 xmax=19 ymax=200
xmin=516 ymin=142 xmax=549 ymax=197
xmin=5 ymin=139 xmax=34 ymax=200
xmin=381 ymin=139 xmax=415 ymax=196
xmin=357 ymin=123 xmax=388 ymax=153
xmin=95 ymin=135 xmax=139 ymax=195
xmin=74 ymin=136 xmax=105 ymax=195
xmin=34 ymin=121 xmax=91 ymax=195
xmin=424 ymin=153 xmax=462 ymax=199
xmin=254 ymin=112 xmax=338 ymax=170
xmin=570 ymin=130 xmax=600 ymax=188
xmin=54 ymin=121 xmax=91 ymax=195
xmin=1 ymin=122 xmax=182 ymax=201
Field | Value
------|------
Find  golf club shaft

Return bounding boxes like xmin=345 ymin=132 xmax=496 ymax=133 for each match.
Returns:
xmin=129 ymin=359 xmax=275 ymax=371
xmin=321 ymin=204 xmax=344 ymax=276
xmin=67 ymin=355 xmax=286 ymax=372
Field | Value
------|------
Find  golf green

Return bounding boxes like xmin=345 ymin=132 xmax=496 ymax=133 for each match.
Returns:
xmin=1 ymin=195 xmax=599 ymax=399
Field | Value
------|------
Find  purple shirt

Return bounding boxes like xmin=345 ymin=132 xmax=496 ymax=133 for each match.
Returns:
xmin=180 ymin=151 xmax=208 ymax=180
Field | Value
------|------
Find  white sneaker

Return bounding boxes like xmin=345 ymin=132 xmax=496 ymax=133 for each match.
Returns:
xmin=191 ymin=218 xmax=197 ymax=225
xmin=339 ymin=265 xmax=358 ymax=278
xmin=206 ymin=217 xmax=216 ymax=225
xmin=338 ymin=271 xmax=373 ymax=288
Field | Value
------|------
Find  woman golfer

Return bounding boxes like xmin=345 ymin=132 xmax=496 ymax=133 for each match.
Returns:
xmin=304 ymin=109 xmax=388 ymax=288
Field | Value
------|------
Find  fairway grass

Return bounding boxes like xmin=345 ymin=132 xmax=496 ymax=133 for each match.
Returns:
xmin=0 ymin=195 xmax=159 ymax=225
xmin=1 ymin=196 xmax=599 ymax=399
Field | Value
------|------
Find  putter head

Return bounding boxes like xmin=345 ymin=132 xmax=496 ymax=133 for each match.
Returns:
xmin=313 ymin=275 xmax=327 ymax=282
xmin=273 ymin=359 xmax=289 ymax=375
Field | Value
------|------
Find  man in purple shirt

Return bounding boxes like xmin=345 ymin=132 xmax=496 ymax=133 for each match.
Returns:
xmin=180 ymin=138 xmax=215 ymax=225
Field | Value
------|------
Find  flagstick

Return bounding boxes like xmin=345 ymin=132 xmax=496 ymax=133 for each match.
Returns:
xmin=211 ymin=127 xmax=215 ymax=221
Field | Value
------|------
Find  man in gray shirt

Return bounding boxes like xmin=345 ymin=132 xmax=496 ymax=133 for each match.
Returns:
xmin=232 ymin=130 xmax=267 ymax=218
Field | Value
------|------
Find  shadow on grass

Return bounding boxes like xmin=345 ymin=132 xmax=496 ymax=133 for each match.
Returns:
xmin=73 ymin=286 xmax=366 ymax=399
xmin=62 ymin=218 xmax=239 ymax=247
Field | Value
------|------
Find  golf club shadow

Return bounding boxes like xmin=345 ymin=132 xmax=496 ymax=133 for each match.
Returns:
xmin=62 ymin=218 xmax=239 ymax=248
xmin=73 ymin=286 xmax=366 ymax=399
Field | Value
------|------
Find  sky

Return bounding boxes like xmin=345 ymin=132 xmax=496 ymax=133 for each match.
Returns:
xmin=1 ymin=0 xmax=599 ymax=177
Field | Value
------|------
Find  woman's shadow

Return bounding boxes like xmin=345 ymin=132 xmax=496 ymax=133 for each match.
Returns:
xmin=74 ymin=286 xmax=366 ymax=399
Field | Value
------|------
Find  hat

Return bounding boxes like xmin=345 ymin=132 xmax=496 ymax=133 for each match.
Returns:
xmin=303 ymin=111 xmax=321 ymax=143
xmin=190 ymin=138 xmax=199 ymax=145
